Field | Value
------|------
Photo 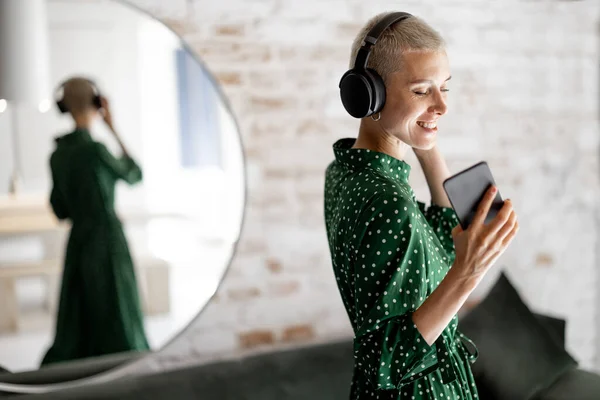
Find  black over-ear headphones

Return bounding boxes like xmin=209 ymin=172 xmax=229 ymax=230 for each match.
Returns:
xmin=339 ymin=12 xmax=413 ymax=119
xmin=55 ymin=78 xmax=102 ymax=114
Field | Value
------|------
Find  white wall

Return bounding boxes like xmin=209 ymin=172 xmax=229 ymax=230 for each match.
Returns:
xmin=117 ymin=0 xmax=600 ymax=377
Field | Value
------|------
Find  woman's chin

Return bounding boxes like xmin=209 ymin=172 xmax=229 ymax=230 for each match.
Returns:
xmin=413 ymin=139 xmax=437 ymax=151
xmin=409 ymin=128 xmax=437 ymax=150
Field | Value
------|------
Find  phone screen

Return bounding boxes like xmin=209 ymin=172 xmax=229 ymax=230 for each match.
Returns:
xmin=443 ymin=161 xmax=504 ymax=229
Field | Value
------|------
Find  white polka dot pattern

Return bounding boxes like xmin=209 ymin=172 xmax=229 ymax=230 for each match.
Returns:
xmin=324 ymin=138 xmax=480 ymax=400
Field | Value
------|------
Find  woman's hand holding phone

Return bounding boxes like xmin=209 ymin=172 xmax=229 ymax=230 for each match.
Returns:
xmin=451 ymin=185 xmax=519 ymax=285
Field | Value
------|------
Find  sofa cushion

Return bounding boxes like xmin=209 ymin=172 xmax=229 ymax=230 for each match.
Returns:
xmin=533 ymin=313 xmax=566 ymax=349
xmin=459 ymin=271 xmax=578 ymax=400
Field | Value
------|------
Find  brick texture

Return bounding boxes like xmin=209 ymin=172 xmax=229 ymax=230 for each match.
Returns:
xmin=124 ymin=0 xmax=600 ymax=375
xmin=282 ymin=324 xmax=315 ymax=343
xmin=238 ymin=329 xmax=276 ymax=349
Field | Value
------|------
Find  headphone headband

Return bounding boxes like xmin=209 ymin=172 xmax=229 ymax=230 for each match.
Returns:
xmin=338 ymin=12 xmax=413 ymax=119
xmin=353 ymin=12 xmax=412 ymax=70
xmin=55 ymin=78 xmax=99 ymax=95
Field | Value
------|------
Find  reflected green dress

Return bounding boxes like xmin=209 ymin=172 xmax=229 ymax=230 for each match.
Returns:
xmin=324 ymin=138 xmax=479 ymax=399
xmin=41 ymin=128 xmax=150 ymax=366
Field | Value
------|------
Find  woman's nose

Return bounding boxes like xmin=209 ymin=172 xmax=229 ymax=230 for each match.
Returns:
xmin=430 ymin=91 xmax=448 ymax=115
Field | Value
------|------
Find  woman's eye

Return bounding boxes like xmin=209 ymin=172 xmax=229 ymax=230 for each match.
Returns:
xmin=414 ymin=88 xmax=450 ymax=95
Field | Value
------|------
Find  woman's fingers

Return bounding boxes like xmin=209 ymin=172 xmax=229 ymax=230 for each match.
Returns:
xmin=488 ymin=207 xmax=516 ymax=241
xmin=471 ymin=185 xmax=498 ymax=228
xmin=478 ymin=214 xmax=519 ymax=268
xmin=484 ymin=199 xmax=513 ymax=237
xmin=452 ymin=187 xmax=520 ymax=280
xmin=451 ymin=224 xmax=463 ymax=239
xmin=501 ymin=218 xmax=519 ymax=247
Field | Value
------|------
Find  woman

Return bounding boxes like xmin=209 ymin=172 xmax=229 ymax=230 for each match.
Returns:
xmin=324 ymin=12 xmax=519 ymax=399
xmin=42 ymin=77 xmax=150 ymax=366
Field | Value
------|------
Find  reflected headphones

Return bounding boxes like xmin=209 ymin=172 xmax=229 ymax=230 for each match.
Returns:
xmin=339 ymin=12 xmax=413 ymax=118
xmin=55 ymin=78 xmax=102 ymax=114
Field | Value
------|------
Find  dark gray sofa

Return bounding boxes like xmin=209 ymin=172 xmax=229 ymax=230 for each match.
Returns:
xmin=1 ymin=272 xmax=599 ymax=399
xmin=0 ymin=340 xmax=354 ymax=399
xmin=0 ymin=335 xmax=599 ymax=400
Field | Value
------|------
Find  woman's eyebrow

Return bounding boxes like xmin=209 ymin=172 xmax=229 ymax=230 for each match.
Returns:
xmin=409 ymin=76 xmax=452 ymax=84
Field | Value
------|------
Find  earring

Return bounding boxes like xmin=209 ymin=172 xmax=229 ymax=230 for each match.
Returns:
xmin=371 ymin=112 xmax=381 ymax=121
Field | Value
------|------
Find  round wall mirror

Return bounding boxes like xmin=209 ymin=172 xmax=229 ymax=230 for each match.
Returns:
xmin=0 ymin=0 xmax=244 ymax=391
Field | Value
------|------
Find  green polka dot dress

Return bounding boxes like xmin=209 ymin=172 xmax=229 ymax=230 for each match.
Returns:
xmin=324 ymin=138 xmax=479 ymax=400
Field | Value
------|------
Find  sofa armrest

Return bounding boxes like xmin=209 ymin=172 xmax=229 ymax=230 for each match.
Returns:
xmin=534 ymin=368 xmax=600 ymax=400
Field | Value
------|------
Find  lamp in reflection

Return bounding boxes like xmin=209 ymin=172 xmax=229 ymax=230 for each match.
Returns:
xmin=38 ymin=99 xmax=51 ymax=114
xmin=0 ymin=0 xmax=51 ymax=195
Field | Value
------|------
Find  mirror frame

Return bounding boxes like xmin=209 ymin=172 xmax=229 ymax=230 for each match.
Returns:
xmin=0 ymin=0 xmax=247 ymax=394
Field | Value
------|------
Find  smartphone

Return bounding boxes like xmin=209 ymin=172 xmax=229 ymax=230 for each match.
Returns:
xmin=443 ymin=161 xmax=504 ymax=230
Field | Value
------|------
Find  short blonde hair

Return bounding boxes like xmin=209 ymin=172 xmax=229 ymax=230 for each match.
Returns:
xmin=349 ymin=12 xmax=446 ymax=83
xmin=61 ymin=77 xmax=97 ymax=115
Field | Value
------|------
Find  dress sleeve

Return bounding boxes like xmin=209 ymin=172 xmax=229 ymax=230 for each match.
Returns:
xmin=95 ymin=143 xmax=143 ymax=185
xmin=353 ymin=193 xmax=453 ymax=390
xmin=49 ymin=158 xmax=69 ymax=220
xmin=417 ymin=201 xmax=459 ymax=265
xmin=50 ymin=185 xmax=69 ymax=220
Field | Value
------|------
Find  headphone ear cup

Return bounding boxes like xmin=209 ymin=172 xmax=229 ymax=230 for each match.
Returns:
xmin=339 ymin=69 xmax=375 ymax=119
xmin=92 ymin=95 xmax=102 ymax=110
xmin=365 ymin=68 xmax=386 ymax=114
xmin=56 ymin=99 xmax=68 ymax=114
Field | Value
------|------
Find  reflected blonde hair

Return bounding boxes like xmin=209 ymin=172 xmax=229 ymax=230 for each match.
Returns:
xmin=61 ymin=77 xmax=97 ymax=115
xmin=349 ymin=12 xmax=446 ymax=83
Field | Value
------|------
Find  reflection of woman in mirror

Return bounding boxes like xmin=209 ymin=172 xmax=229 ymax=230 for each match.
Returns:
xmin=324 ymin=12 xmax=519 ymax=399
xmin=41 ymin=77 xmax=150 ymax=366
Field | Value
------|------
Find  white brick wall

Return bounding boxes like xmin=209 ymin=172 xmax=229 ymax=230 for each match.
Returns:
xmin=123 ymin=0 xmax=600 ymax=375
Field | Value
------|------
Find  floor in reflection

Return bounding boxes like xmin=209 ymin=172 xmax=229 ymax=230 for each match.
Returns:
xmin=0 ymin=239 xmax=231 ymax=372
